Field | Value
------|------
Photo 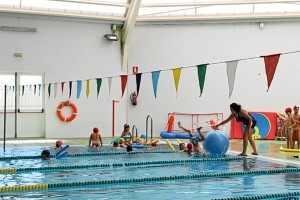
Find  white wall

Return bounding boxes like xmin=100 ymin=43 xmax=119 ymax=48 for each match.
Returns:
xmin=2 ymin=13 xmax=300 ymax=139
xmin=0 ymin=13 xmax=127 ymax=138
xmin=127 ymin=22 xmax=300 ymax=137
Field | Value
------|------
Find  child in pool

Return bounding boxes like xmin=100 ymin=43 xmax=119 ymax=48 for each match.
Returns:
xmin=178 ymin=121 xmax=206 ymax=156
xmin=121 ymin=124 xmax=132 ymax=143
xmin=41 ymin=149 xmax=50 ymax=160
xmin=119 ymin=138 xmax=127 ymax=148
xmin=179 ymin=143 xmax=186 ymax=151
xmin=89 ymin=127 xmax=103 ymax=148
xmin=54 ymin=140 xmax=63 ymax=150
xmin=186 ymin=143 xmax=193 ymax=154
xmin=113 ymin=141 xmax=119 ymax=147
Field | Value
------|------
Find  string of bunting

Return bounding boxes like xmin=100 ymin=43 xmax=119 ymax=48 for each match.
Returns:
xmin=4 ymin=51 xmax=300 ymax=99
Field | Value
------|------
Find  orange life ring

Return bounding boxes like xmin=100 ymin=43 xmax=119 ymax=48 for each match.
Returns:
xmin=57 ymin=101 xmax=77 ymax=122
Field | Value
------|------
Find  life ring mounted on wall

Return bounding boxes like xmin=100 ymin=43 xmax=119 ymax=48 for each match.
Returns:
xmin=57 ymin=100 xmax=78 ymax=122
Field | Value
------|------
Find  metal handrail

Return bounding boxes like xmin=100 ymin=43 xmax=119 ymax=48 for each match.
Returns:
xmin=3 ymin=85 xmax=7 ymax=152
xmin=131 ymin=125 xmax=138 ymax=141
xmin=145 ymin=115 xmax=153 ymax=142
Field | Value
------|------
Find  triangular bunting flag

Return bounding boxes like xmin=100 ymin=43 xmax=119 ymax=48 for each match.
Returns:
xmin=86 ymin=80 xmax=90 ymax=98
xmin=121 ymin=75 xmax=127 ymax=98
xmin=61 ymin=82 xmax=65 ymax=96
xmin=151 ymin=71 xmax=160 ymax=98
xmin=108 ymin=77 xmax=112 ymax=99
xmin=69 ymin=81 xmax=72 ymax=99
xmin=197 ymin=64 xmax=207 ymax=97
xmin=22 ymin=85 xmax=25 ymax=96
xmin=76 ymin=80 xmax=82 ymax=99
xmin=43 ymin=84 xmax=46 ymax=96
xmin=54 ymin=83 xmax=58 ymax=98
xmin=172 ymin=68 xmax=181 ymax=97
xmin=48 ymin=83 xmax=52 ymax=98
xmin=38 ymin=84 xmax=41 ymax=96
xmin=34 ymin=84 xmax=37 ymax=95
xmin=96 ymin=78 xmax=102 ymax=98
xmin=226 ymin=60 xmax=239 ymax=98
xmin=136 ymin=73 xmax=142 ymax=96
xmin=262 ymin=54 xmax=281 ymax=91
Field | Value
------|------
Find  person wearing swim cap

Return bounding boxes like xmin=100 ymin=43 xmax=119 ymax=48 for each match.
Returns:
xmin=278 ymin=107 xmax=296 ymax=149
xmin=217 ymin=103 xmax=258 ymax=156
xmin=113 ymin=141 xmax=119 ymax=147
xmin=54 ymin=140 xmax=63 ymax=150
xmin=41 ymin=149 xmax=50 ymax=160
xmin=89 ymin=127 xmax=103 ymax=148
xmin=126 ymin=145 xmax=133 ymax=152
xmin=138 ymin=134 xmax=147 ymax=145
xmin=186 ymin=143 xmax=193 ymax=154
xmin=121 ymin=124 xmax=132 ymax=144
xmin=178 ymin=121 xmax=206 ymax=156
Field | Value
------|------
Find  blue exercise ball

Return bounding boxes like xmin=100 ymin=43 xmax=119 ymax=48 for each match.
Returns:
xmin=202 ymin=130 xmax=229 ymax=157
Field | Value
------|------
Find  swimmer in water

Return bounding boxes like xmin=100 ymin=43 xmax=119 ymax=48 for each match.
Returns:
xmin=41 ymin=149 xmax=50 ymax=160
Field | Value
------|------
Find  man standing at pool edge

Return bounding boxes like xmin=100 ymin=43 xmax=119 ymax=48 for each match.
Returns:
xmin=216 ymin=103 xmax=258 ymax=156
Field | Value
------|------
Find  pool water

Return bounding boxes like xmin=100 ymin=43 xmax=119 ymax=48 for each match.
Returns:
xmin=0 ymin=146 xmax=300 ymax=200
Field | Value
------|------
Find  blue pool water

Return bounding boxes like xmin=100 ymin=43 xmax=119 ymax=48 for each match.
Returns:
xmin=0 ymin=145 xmax=300 ymax=200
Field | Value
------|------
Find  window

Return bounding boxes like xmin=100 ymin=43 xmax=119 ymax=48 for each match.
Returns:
xmin=19 ymin=75 xmax=43 ymax=111
xmin=0 ymin=73 xmax=43 ymax=112
xmin=0 ymin=74 xmax=15 ymax=110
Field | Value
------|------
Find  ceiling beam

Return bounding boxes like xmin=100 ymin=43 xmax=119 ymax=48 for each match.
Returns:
xmin=49 ymin=0 xmax=129 ymax=7
xmin=141 ymin=0 xmax=300 ymax=7
xmin=121 ymin=0 xmax=141 ymax=70
xmin=137 ymin=12 xmax=300 ymax=22
xmin=0 ymin=7 xmax=125 ymax=21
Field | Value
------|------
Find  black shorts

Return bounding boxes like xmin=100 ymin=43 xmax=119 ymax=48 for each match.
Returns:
xmin=251 ymin=121 xmax=257 ymax=129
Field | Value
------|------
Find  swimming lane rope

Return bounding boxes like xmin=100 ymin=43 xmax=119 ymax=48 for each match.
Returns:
xmin=0 ymin=157 xmax=243 ymax=173
xmin=0 ymin=150 xmax=178 ymax=160
xmin=1 ymin=167 xmax=300 ymax=192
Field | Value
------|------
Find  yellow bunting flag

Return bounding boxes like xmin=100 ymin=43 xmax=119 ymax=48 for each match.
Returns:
xmin=172 ymin=68 xmax=181 ymax=97
xmin=86 ymin=80 xmax=90 ymax=98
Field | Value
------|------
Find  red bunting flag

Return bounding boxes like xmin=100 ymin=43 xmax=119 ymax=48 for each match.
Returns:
xmin=121 ymin=75 xmax=128 ymax=98
xmin=262 ymin=54 xmax=281 ymax=91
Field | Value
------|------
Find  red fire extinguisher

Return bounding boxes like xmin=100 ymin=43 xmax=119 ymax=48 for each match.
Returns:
xmin=130 ymin=92 xmax=137 ymax=105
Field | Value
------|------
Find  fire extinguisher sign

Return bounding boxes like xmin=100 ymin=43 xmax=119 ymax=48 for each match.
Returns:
xmin=132 ymin=66 xmax=138 ymax=74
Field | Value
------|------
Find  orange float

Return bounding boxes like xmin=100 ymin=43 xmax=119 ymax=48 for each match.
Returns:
xmin=57 ymin=101 xmax=77 ymax=122
xmin=209 ymin=119 xmax=219 ymax=130
xmin=167 ymin=115 xmax=174 ymax=132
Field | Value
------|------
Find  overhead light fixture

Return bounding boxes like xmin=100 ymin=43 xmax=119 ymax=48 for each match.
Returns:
xmin=104 ymin=34 xmax=119 ymax=41
xmin=0 ymin=26 xmax=37 ymax=32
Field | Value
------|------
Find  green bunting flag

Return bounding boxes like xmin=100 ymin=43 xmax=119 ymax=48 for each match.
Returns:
xmin=96 ymin=78 xmax=102 ymax=98
xmin=48 ymin=83 xmax=52 ymax=98
xmin=197 ymin=64 xmax=207 ymax=97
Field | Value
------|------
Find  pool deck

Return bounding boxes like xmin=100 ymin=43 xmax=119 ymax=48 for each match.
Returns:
xmin=0 ymin=138 xmax=299 ymax=165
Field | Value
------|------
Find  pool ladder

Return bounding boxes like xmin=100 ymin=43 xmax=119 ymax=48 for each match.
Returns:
xmin=145 ymin=115 xmax=153 ymax=142
xmin=131 ymin=125 xmax=138 ymax=142
xmin=131 ymin=115 xmax=153 ymax=142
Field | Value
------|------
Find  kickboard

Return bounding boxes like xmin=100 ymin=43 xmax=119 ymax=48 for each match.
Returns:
xmin=279 ymin=146 xmax=300 ymax=153
xmin=56 ymin=151 xmax=68 ymax=159
xmin=55 ymin=144 xmax=70 ymax=157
